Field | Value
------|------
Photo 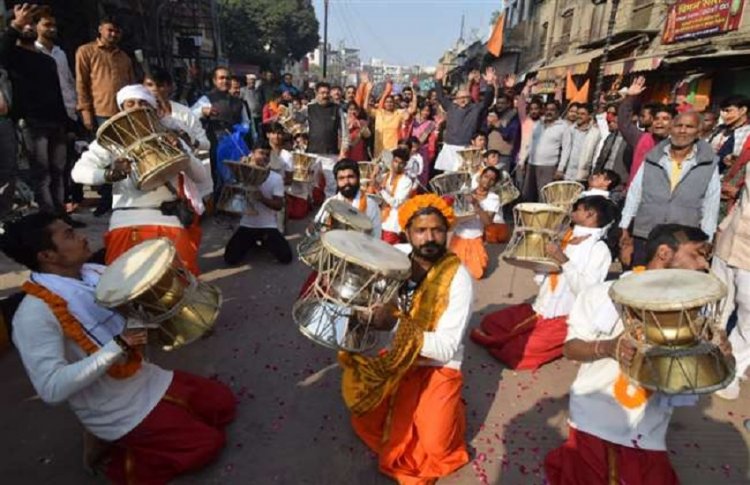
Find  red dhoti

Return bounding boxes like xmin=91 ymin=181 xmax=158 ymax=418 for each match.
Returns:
xmin=484 ymin=223 xmax=510 ymax=244
xmin=449 ymin=236 xmax=488 ymax=280
xmin=286 ymin=194 xmax=310 ymax=219
xmin=104 ymin=224 xmax=200 ymax=276
xmin=352 ymin=366 xmax=469 ymax=485
xmin=544 ymin=427 xmax=679 ymax=485
xmin=106 ymin=371 xmax=236 ymax=485
xmin=471 ymin=303 xmax=567 ymax=370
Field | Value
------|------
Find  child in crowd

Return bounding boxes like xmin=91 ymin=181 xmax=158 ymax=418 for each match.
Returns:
xmin=449 ymin=166 xmax=501 ymax=279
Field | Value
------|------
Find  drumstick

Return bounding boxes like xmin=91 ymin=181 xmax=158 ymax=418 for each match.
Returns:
xmin=506 ymin=264 xmax=517 ymax=298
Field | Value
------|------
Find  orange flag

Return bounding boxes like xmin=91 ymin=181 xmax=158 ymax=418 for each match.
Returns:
xmin=565 ymin=71 xmax=579 ymax=101
xmin=487 ymin=13 xmax=505 ymax=57
xmin=572 ymin=79 xmax=590 ymax=104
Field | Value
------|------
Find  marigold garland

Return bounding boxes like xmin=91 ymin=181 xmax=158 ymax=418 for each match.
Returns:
xmin=22 ymin=281 xmax=142 ymax=379
xmin=398 ymin=193 xmax=456 ymax=231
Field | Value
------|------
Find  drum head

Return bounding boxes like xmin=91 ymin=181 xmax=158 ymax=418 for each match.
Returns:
xmin=326 ymin=199 xmax=373 ymax=232
xmin=429 ymin=172 xmax=471 ymax=194
xmin=503 ymin=255 xmax=561 ymax=274
xmin=609 ymin=269 xmax=727 ymax=311
xmin=321 ymin=230 xmax=410 ymax=276
xmin=96 ymin=238 xmax=176 ymax=308
xmin=514 ymin=202 xmax=565 ymax=214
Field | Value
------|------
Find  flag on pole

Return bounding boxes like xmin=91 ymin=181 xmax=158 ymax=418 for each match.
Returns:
xmin=565 ymin=71 xmax=590 ymax=103
xmin=487 ymin=12 xmax=505 ymax=57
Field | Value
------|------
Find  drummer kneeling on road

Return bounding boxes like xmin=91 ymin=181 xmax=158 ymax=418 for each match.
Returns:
xmin=224 ymin=142 xmax=293 ymax=265
xmin=339 ymin=193 xmax=472 ymax=483
xmin=72 ymin=84 xmax=208 ymax=276
xmin=544 ymin=223 xmax=733 ymax=484
xmin=0 ymin=213 xmax=236 ymax=484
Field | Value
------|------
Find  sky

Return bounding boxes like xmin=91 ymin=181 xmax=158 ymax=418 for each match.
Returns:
xmin=311 ymin=0 xmax=503 ymax=67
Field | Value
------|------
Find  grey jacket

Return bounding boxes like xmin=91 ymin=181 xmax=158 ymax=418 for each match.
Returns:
xmin=633 ymin=139 xmax=718 ymax=238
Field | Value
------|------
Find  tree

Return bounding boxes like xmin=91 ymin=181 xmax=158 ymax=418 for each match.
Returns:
xmin=219 ymin=0 xmax=320 ymax=70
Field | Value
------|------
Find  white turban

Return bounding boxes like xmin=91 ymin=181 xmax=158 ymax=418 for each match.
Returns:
xmin=116 ymin=84 xmax=157 ymax=110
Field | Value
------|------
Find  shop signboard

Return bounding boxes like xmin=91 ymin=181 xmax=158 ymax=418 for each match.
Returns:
xmin=662 ymin=0 xmax=745 ymax=44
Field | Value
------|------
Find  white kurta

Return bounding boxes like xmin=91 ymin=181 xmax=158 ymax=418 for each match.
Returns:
xmin=532 ymin=225 xmax=611 ymax=319
xmin=380 ymin=173 xmax=414 ymax=234
xmin=566 ymin=280 xmax=672 ymax=450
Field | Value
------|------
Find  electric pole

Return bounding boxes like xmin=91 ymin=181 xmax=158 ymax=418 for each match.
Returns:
xmin=323 ymin=0 xmax=329 ymax=79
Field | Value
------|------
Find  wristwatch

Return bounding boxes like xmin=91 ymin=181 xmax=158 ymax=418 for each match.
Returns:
xmin=113 ymin=335 xmax=130 ymax=352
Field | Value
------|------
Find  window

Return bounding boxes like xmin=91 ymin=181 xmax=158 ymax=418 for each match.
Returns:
xmin=590 ymin=4 xmax=605 ymax=41
xmin=560 ymin=10 xmax=574 ymax=46
xmin=631 ymin=0 xmax=654 ymax=30
xmin=539 ymin=21 xmax=549 ymax=57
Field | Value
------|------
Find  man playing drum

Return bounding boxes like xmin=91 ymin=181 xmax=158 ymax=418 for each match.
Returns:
xmin=544 ymin=223 xmax=732 ymax=484
xmin=379 ymin=147 xmax=415 ymax=244
xmin=339 ymin=193 xmax=472 ymax=484
xmin=71 ymin=85 xmax=209 ymax=275
xmin=223 ymin=143 xmax=293 ymax=265
xmin=0 ymin=213 xmax=236 ymax=484
xmin=472 ymin=196 xmax=618 ymax=369
xmin=449 ymin=166 xmax=501 ymax=279
xmin=313 ymin=158 xmax=381 ymax=238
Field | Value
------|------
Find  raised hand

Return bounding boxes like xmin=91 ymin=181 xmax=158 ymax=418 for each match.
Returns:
xmin=11 ymin=3 xmax=39 ymax=29
xmin=435 ymin=66 xmax=445 ymax=82
xmin=626 ymin=76 xmax=647 ymax=97
xmin=483 ymin=66 xmax=498 ymax=86
xmin=504 ymin=74 xmax=516 ymax=89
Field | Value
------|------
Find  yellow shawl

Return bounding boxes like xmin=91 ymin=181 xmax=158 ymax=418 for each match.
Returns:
xmin=339 ymin=252 xmax=461 ymax=415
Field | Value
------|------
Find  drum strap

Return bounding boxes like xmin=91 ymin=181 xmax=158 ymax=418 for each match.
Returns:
xmin=21 ymin=281 xmax=143 ymax=379
xmin=548 ymin=229 xmax=574 ymax=292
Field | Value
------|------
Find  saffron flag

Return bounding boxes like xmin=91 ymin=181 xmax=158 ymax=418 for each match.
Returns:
xmin=565 ymin=71 xmax=590 ymax=104
xmin=487 ymin=13 xmax=505 ymax=57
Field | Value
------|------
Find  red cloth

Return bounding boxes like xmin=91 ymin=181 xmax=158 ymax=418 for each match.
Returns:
xmin=286 ymin=194 xmax=310 ymax=219
xmin=544 ymin=427 xmax=679 ymax=485
xmin=484 ymin=223 xmax=510 ymax=244
xmin=627 ymin=133 xmax=657 ymax=187
xmin=382 ymin=230 xmax=403 ymax=245
xmin=474 ymin=303 xmax=567 ymax=370
xmin=351 ymin=366 xmax=469 ymax=484
xmin=104 ymin=225 xmax=200 ymax=276
xmin=106 ymin=371 xmax=236 ymax=485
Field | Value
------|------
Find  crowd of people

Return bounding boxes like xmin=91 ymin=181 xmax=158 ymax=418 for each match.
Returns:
xmin=0 ymin=3 xmax=749 ymax=485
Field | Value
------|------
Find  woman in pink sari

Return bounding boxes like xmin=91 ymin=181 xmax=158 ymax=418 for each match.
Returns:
xmin=403 ymin=102 xmax=438 ymax=186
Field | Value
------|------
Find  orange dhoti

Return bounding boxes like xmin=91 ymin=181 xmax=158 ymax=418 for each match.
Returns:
xmin=104 ymin=223 xmax=201 ymax=276
xmin=351 ymin=366 xmax=469 ymax=485
xmin=449 ymin=235 xmax=488 ymax=280
xmin=484 ymin=223 xmax=510 ymax=244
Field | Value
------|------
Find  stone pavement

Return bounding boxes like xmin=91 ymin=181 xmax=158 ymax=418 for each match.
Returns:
xmin=0 ymin=210 xmax=748 ymax=484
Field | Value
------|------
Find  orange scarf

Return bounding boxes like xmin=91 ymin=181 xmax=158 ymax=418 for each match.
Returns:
xmin=22 ymin=281 xmax=142 ymax=379
xmin=549 ymin=228 xmax=574 ymax=292
xmin=381 ymin=172 xmax=404 ymax=222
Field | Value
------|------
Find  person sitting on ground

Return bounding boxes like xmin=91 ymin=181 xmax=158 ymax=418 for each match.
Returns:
xmin=71 ymin=84 xmax=208 ymax=275
xmin=223 ymin=142 xmax=292 ymax=265
xmin=472 ymin=195 xmax=619 ymax=369
xmin=544 ymin=223 xmax=732 ymax=484
xmin=1 ymin=212 xmax=236 ymax=484
xmin=449 ymin=166 xmax=501 ymax=279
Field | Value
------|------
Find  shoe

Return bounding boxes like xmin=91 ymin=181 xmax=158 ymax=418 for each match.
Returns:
xmin=93 ymin=206 xmax=110 ymax=217
xmin=62 ymin=214 xmax=87 ymax=228
xmin=714 ymin=378 xmax=740 ymax=400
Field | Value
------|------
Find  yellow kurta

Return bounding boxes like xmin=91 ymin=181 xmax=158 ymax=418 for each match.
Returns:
xmin=374 ymin=109 xmax=406 ymax=158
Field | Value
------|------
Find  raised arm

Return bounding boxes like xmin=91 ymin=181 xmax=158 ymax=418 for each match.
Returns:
xmin=378 ymin=79 xmax=393 ymax=109
xmin=434 ymin=67 xmax=452 ymax=111
xmin=618 ymin=76 xmax=647 ymax=148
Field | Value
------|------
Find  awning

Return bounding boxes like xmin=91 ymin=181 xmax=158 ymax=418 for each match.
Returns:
xmin=661 ymin=49 xmax=750 ymax=66
xmin=603 ymin=54 xmax=663 ymax=76
xmin=517 ymin=59 xmax=546 ymax=81
xmin=537 ymin=38 xmax=638 ymax=81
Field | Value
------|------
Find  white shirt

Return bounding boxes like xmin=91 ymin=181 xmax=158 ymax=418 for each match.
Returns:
xmin=453 ymin=192 xmax=500 ymax=239
xmin=406 ymin=153 xmax=424 ymax=180
xmin=168 ymin=101 xmax=210 ymax=151
xmin=314 ymin=191 xmax=383 ymax=239
xmin=270 ymin=148 xmax=294 ymax=174
xmin=240 ymin=171 xmax=285 ymax=229
xmin=394 ymin=245 xmax=474 ymax=370
xmin=35 ymin=41 xmax=77 ymax=120
xmin=380 ymin=173 xmax=414 ymax=233
xmin=566 ymin=281 xmax=672 ymax=450
xmin=532 ymin=225 xmax=611 ymax=319
xmin=12 ymin=294 xmax=172 ymax=441
xmin=71 ymin=140 xmax=208 ymax=230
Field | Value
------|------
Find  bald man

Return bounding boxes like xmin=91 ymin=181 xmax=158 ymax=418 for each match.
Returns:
xmin=619 ymin=111 xmax=721 ymax=266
